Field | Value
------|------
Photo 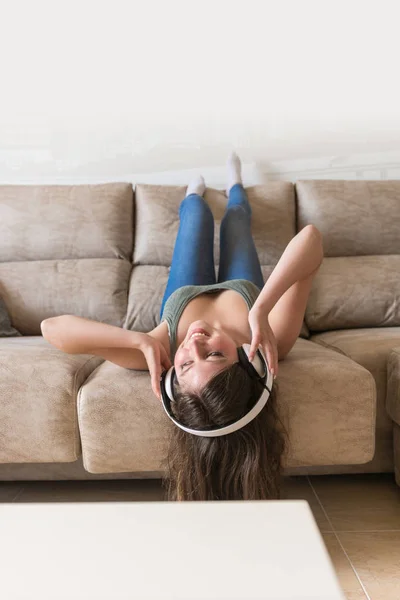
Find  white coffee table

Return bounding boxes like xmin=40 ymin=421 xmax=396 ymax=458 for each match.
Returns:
xmin=0 ymin=499 xmax=345 ymax=600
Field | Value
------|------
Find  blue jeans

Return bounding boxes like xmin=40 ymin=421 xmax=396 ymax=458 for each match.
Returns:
xmin=159 ymin=183 xmax=264 ymax=319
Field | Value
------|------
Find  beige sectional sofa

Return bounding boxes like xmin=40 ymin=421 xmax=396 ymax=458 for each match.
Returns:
xmin=0 ymin=179 xmax=398 ymax=486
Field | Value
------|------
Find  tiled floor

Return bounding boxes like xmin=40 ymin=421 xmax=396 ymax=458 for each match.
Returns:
xmin=282 ymin=473 xmax=400 ymax=600
xmin=1 ymin=472 xmax=399 ymax=600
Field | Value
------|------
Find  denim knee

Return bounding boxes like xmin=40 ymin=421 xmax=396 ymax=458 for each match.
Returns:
xmin=180 ymin=194 xmax=213 ymax=218
xmin=222 ymin=204 xmax=251 ymax=222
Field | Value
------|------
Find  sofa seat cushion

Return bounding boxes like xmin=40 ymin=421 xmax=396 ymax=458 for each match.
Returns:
xmin=77 ymin=337 xmax=375 ymax=474
xmin=78 ymin=361 xmax=172 ymax=474
xmin=278 ymin=338 xmax=375 ymax=468
xmin=0 ymin=336 xmax=103 ymax=463
xmin=310 ymin=327 xmax=400 ymax=468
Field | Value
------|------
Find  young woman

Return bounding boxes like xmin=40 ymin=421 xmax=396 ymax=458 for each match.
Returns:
xmin=41 ymin=153 xmax=324 ymax=501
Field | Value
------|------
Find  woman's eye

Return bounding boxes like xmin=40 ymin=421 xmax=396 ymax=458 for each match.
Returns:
xmin=181 ymin=352 xmax=223 ymax=369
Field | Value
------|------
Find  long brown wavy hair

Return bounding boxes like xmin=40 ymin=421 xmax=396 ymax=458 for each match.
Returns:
xmin=161 ymin=362 xmax=290 ymax=501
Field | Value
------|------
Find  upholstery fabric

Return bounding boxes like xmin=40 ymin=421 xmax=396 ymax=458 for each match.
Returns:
xmin=0 ymin=183 xmax=134 ymax=334
xmin=0 ymin=183 xmax=134 ymax=263
xmin=0 ymin=455 xmax=164 ymax=481
xmin=296 ymin=179 xmax=400 ymax=256
xmin=124 ymin=265 xmax=170 ymax=332
xmin=0 ymin=258 xmax=133 ymax=335
xmin=305 ymin=255 xmax=400 ymax=332
xmin=77 ymin=337 xmax=375 ymax=473
xmin=0 ymin=297 xmax=22 ymax=337
xmin=311 ymin=327 xmax=400 ymax=472
xmin=0 ymin=336 xmax=103 ymax=463
xmin=78 ymin=361 xmax=171 ymax=474
xmin=275 ymin=338 xmax=376 ymax=468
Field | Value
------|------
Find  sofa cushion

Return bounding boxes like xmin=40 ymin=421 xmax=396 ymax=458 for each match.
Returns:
xmin=0 ymin=336 xmax=103 ymax=463
xmin=124 ymin=265 xmax=172 ymax=332
xmin=0 ymin=258 xmax=132 ymax=335
xmin=310 ymin=327 xmax=400 ymax=472
xmin=133 ymin=183 xmax=296 ymax=267
xmin=0 ymin=183 xmax=134 ymax=334
xmin=296 ymin=180 xmax=400 ymax=256
xmin=297 ymin=180 xmax=400 ymax=333
xmin=277 ymin=338 xmax=376 ymax=468
xmin=305 ymin=255 xmax=400 ymax=332
xmin=0 ymin=297 xmax=22 ymax=337
xmin=77 ymin=337 xmax=375 ymax=474
xmin=78 ymin=361 xmax=171 ymax=474
xmin=0 ymin=183 xmax=134 ymax=263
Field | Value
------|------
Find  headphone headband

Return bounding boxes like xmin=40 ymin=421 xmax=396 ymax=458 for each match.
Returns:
xmin=159 ymin=344 xmax=274 ymax=437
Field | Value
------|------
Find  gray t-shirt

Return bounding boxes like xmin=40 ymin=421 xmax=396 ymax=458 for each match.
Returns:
xmin=160 ymin=279 xmax=261 ymax=360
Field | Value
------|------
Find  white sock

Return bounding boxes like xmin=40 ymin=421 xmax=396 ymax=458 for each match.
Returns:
xmin=186 ymin=175 xmax=206 ymax=197
xmin=226 ymin=152 xmax=243 ymax=193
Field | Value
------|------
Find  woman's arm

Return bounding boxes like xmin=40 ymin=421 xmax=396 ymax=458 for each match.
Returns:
xmin=41 ymin=315 xmax=149 ymax=369
xmin=252 ymin=224 xmax=324 ymax=314
xmin=41 ymin=316 xmax=172 ymax=397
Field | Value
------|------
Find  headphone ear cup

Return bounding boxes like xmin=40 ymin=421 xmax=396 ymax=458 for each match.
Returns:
xmin=162 ymin=366 xmax=176 ymax=402
xmin=241 ymin=343 xmax=268 ymax=378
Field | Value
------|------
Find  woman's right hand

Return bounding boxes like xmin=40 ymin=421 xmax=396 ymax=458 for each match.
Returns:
xmin=138 ymin=333 xmax=173 ymax=400
xmin=247 ymin=306 xmax=279 ymax=377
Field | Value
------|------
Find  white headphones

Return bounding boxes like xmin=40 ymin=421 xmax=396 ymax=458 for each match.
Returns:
xmin=159 ymin=343 xmax=274 ymax=437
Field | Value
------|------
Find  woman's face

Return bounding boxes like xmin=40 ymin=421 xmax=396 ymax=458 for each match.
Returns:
xmin=174 ymin=320 xmax=239 ymax=393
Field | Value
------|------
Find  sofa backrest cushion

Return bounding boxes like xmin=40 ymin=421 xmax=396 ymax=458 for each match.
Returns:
xmin=134 ymin=183 xmax=296 ymax=266
xmin=296 ymin=180 xmax=400 ymax=331
xmin=0 ymin=183 xmax=133 ymax=334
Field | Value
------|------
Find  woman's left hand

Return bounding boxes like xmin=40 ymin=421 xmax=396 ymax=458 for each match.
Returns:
xmin=247 ymin=306 xmax=279 ymax=377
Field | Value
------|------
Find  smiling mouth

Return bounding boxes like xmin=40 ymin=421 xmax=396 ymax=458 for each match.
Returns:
xmin=187 ymin=327 xmax=210 ymax=339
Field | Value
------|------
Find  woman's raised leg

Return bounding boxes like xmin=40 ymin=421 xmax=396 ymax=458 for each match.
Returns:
xmin=159 ymin=176 xmax=216 ymax=318
xmin=218 ymin=154 xmax=264 ymax=290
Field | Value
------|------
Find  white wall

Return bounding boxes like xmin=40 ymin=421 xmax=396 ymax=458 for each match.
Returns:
xmin=1 ymin=0 xmax=399 ymax=184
